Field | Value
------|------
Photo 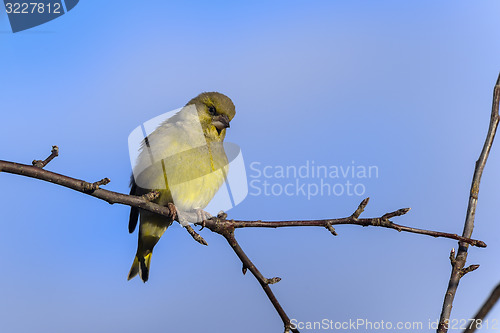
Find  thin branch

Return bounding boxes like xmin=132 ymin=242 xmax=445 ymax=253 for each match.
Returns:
xmin=32 ymin=145 xmax=58 ymax=168
xmin=204 ymin=203 xmax=485 ymax=248
xmin=459 ymin=264 xmax=480 ymax=277
xmin=463 ymin=282 xmax=500 ymax=333
xmin=185 ymin=225 xmax=208 ymax=246
xmin=0 ymin=148 xmax=487 ymax=333
xmin=0 ymin=159 xmax=175 ymax=216
xmin=0 ymin=158 xmax=487 ymax=249
xmin=83 ymin=177 xmax=111 ymax=192
xmin=217 ymin=224 xmax=295 ymax=332
xmin=449 ymin=248 xmax=456 ymax=266
xmin=437 ymin=72 xmax=500 ymax=333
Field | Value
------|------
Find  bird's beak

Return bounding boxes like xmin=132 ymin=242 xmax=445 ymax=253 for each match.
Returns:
xmin=213 ymin=114 xmax=230 ymax=134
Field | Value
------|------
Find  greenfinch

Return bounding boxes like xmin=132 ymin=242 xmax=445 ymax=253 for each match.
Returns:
xmin=128 ymin=92 xmax=236 ymax=282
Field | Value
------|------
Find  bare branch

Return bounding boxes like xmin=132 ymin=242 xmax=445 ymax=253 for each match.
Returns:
xmin=437 ymin=72 xmax=500 ymax=332
xmin=219 ymin=226 xmax=295 ymax=333
xmin=0 ymin=145 xmax=489 ymax=333
xmin=325 ymin=222 xmax=338 ymax=236
xmin=82 ymin=177 xmax=111 ymax=192
xmin=32 ymin=145 xmax=59 ymax=168
xmin=184 ymin=225 xmax=208 ymax=246
xmin=381 ymin=207 xmax=411 ymax=220
xmin=459 ymin=264 xmax=480 ymax=277
xmin=0 ymin=160 xmax=485 ymax=248
xmin=213 ymin=206 xmax=485 ymax=248
xmin=0 ymin=159 xmax=179 ymax=220
xmin=463 ymin=282 xmax=500 ymax=333
xmin=351 ymin=197 xmax=369 ymax=219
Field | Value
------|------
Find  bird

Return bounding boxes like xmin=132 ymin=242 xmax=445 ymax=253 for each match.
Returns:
xmin=127 ymin=92 xmax=236 ymax=282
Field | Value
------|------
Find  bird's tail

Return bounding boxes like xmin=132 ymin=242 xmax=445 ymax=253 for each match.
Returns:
xmin=127 ymin=252 xmax=152 ymax=282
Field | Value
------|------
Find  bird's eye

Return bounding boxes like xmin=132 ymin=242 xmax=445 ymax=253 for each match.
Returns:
xmin=208 ymin=106 xmax=217 ymax=115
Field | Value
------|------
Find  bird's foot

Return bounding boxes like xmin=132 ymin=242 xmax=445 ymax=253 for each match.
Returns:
xmin=196 ymin=209 xmax=212 ymax=229
xmin=196 ymin=209 xmax=212 ymax=222
xmin=167 ymin=202 xmax=177 ymax=220
xmin=175 ymin=209 xmax=211 ymax=227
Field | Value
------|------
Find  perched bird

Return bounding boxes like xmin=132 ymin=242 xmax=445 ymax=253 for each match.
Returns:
xmin=128 ymin=92 xmax=236 ymax=282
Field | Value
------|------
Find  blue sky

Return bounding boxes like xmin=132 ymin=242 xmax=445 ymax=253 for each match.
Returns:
xmin=1 ymin=1 xmax=500 ymax=332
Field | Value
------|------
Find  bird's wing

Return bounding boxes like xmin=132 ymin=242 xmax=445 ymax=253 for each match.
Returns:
xmin=128 ymin=176 xmax=140 ymax=233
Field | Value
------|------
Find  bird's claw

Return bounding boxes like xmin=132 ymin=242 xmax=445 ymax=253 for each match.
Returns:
xmin=195 ymin=209 xmax=212 ymax=222
xmin=167 ymin=202 xmax=177 ymax=220
xmin=195 ymin=209 xmax=212 ymax=230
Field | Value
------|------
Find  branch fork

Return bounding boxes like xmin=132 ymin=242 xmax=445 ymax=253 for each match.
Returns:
xmin=437 ymin=72 xmax=500 ymax=332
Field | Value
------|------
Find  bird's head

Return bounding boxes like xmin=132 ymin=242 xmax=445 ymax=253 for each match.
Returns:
xmin=187 ymin=92 xmax=236 ymax=141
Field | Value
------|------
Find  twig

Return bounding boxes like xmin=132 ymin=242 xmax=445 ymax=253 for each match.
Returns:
xmin=209 ymin=202 xmax=485 ymax=248
xmin=0 ymin=159 xmax=175 ymax=217
xmin=0 ymin=158 xmax=486 ymax=249
xmin=437 ymin=72 xmax=500 ymax=332
xmin=351 ymin=197 xmax=369 ymax=218
xmin=83 ymin=178 xmax=111 ymax=192
xmin=449 ymin=248 xmax=456 ymax=266
xmin=184 ymin=225 xmax=208 ymax=246
xmin=459 ymin=264 xmax=480 ymax=277
xmin=463 ymin=282 xmax=500 ymax=333
xmin=225 ymin=231 xmax=293 ymax=332
xmin=205 ymin=214 xmax=294 ymax=332
xmin=32 ymin=145 xmax=59 ymax=168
